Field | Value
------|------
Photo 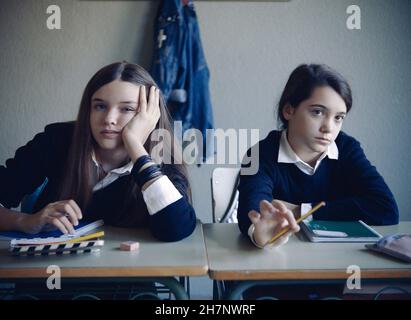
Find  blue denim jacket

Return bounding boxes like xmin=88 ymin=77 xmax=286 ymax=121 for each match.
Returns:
xmin=151 ymin=0 xmax=214 ymax=161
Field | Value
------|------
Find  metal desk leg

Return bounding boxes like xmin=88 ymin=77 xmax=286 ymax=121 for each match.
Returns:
xmin=213 ymin=280 xmax=226 ymax=300
xmin=155 ymin=277 xmax=189 ymax=300
xmin=179 ymin=276 xmax=190 ymax=299
xmin=225 ymin=281 xmax=257 ymax=300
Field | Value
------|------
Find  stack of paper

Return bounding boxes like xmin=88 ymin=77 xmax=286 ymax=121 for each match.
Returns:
xmin=4 ymin=220 xmax=105 ymax=256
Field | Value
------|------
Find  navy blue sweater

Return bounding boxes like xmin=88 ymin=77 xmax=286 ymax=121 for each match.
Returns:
xmin=238 ymin=130 xmax=399 ymax=236
xmin=0 ymin=122 xmax=196 ymax=242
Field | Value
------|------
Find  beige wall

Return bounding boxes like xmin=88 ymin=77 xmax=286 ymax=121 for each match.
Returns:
xmin=1 ymin=0 xmax=410 ymax=224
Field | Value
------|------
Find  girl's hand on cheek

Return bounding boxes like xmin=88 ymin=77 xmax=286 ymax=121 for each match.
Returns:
xmin=122 ymin=86 xmax=161 ymax=161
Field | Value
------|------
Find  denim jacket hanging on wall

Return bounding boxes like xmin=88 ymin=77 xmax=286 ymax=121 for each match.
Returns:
xmin=151 ymin=0 xmax=214 ymax=162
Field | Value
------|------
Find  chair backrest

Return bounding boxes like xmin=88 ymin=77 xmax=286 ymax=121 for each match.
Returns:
xmin=211 ymin=168 xmax=240 ymax=223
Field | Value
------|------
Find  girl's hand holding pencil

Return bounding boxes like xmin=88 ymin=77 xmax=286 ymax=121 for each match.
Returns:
xmin=248 ymin=200 xmax=326 ymax=248
xmin=248 ymin=200 xmax=301 ymax=248
xmin=265 ymin=201 xmax=325 ymax=247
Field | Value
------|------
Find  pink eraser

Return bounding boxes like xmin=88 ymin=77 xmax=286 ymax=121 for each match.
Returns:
xmin=120 ymin=241 xmax=140 ymax=251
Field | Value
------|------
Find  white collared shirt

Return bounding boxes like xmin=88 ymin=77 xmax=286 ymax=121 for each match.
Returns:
xmin=91 ymin=150 xmax=134 ymax=192
xmin=278 ymin=130 xmax=339 ymax=175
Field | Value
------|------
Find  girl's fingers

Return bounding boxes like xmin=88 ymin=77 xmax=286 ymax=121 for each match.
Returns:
xmin=271 ymin=219 xmax=287 ymax=237
xmin=46 ymin=216 xmax=69 ymax=235
xmin=259 ymin=200 xmax=275 ymax=219
xmin=139 ymin=86 xmax=148 ymax=113
xmin=147 ymin=86 xmax=156 ymax=112
xmin=248 ymin=210 xmax=260 ymax=225
xmin=271 ymin=199 xmax=288 ymax=213
xmin=278 ymin=209 xmax=300 ymax=233
xmin=155 ymin=88 xmax=160 ymax=107
xmin=136 ymin=86 xmax=141 ymax=112
xmin=272 ymin=200 xmax=299 ymax=232
xmin=67 ymin=199 xmax=82 ymax=219
xmin=58 ymin=215 xmax=75 ymax=234
xmin=48 ymin=212 xmax=75 ymax=234
xmin=279 ymin=219 xmax=289 ymax=229
xmin=155 ymin=89 xmax=161 ymax=119
xmin=150 ymin=87 xmax=161 ymax=122
xmin=63 ymin=204 xmax=79 ymax=226
xmin=53 ymin=202 xmax=79 ymax=226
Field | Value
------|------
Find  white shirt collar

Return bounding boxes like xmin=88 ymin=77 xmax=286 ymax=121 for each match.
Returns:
xmin=278 ymin=130 xmax=338 ymax=175
xmin=91 ymin=149 xmax=133 ymax=175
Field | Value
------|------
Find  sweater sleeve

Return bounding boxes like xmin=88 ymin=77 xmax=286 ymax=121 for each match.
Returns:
xmin=0 ymin=125 xmax=57 ymax=209
xmin=237 ymin=143 xmax=276 ymax=237
xmin=314 ymin=135 xmax=399 ymax=225
xmin=146 ymin=165 xmax=197 ymax=242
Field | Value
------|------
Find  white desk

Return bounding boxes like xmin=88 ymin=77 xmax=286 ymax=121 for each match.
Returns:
xmin=0 ymin=222 xmax=208 ymax=299
xmin=204 ymin=222 xmax=411 ymax=299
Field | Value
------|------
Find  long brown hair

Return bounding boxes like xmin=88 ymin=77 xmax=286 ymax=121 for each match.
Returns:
xmin=59 ymin=62 xmax=190 ymax=212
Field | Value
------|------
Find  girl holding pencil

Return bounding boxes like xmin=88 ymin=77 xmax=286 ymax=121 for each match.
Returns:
xmin=0 ymin=62 xmax=196 ymax=242
xmin=238 ymin=64 xmax=399 ymax=248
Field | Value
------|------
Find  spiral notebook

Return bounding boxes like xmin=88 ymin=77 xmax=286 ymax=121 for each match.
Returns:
xmin=10 ymin=240 xmax=105 ymax=256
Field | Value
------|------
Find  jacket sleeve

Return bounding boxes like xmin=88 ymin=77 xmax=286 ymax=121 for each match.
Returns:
xmin=237 ymin=144 xmax=276 ymax=237
xmin=0 ymin=125 xmax=56 ymax=209
xmin=146 ymin=165 xmax=197 ymax=242
xmin=150 ymin=2 xmax=181 ymax=101
xmin=314 ymin=136 xmax=399 ymax=225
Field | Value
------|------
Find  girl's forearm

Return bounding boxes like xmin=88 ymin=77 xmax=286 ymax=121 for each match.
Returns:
xmin=0 ymin=206 xmax=28 ymax=232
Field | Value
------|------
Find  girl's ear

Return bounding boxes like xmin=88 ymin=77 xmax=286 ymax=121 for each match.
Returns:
xmin=282 ymin=103 xmax=295 ymax=121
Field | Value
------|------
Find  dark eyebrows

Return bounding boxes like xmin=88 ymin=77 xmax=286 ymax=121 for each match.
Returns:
xmin=119 ymin=101 xmax=137 ymax=104
xmin=309 ymin=104 xmax=346 ymax=115
xmin=310 ymin=104 xmax=327 ymax=110
xmin=91 ymin=98 xmax=137 ymax=104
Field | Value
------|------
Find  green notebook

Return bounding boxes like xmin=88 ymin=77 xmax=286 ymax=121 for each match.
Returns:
xmin=301 ymin=220 xmax=382 ymax=243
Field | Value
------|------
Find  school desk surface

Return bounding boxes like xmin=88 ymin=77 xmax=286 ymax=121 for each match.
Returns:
xmin=203 ymin=222 xmax=411 ymax=299
xmin=0 ymin=222 xmax=207 ymax=299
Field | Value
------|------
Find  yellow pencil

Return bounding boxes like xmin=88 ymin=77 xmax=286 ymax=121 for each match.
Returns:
xmin=66 ymin=231 xmax=105 ymax=244
xmin=265 ymin=201 xmax=325 ymax=246
xmin=13 ymin=231 xmax=105 ymax=246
